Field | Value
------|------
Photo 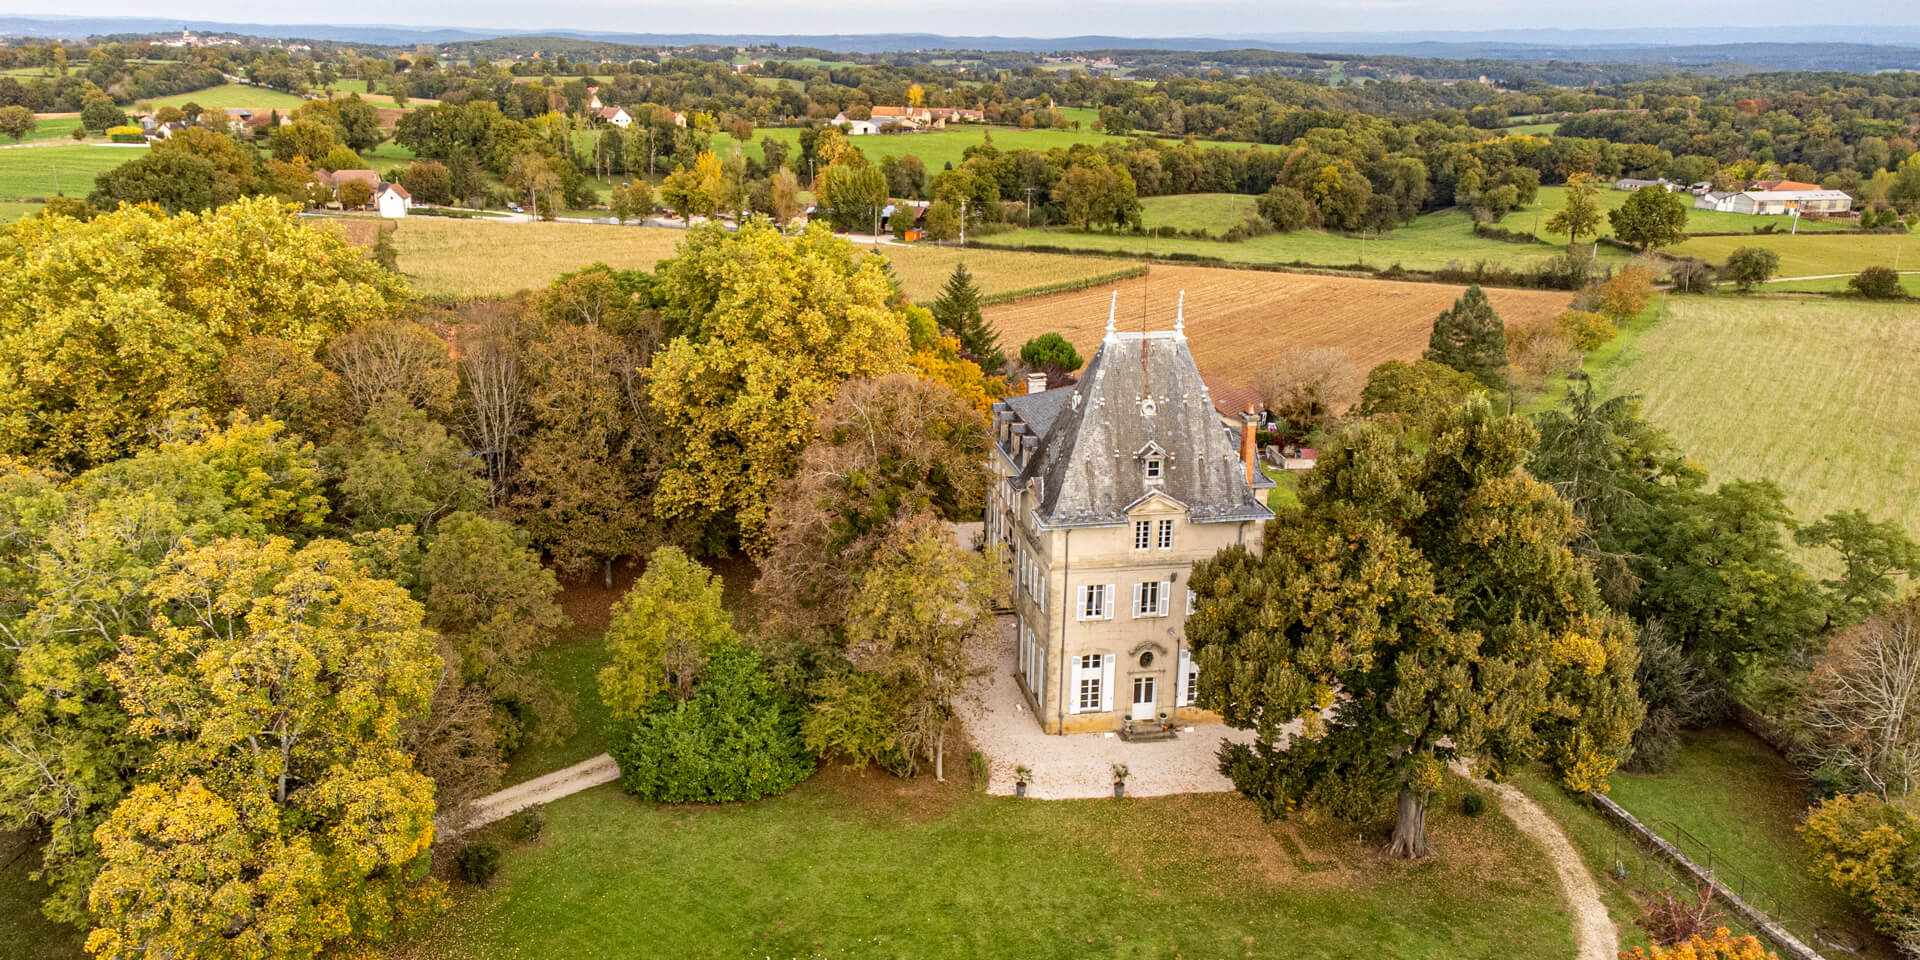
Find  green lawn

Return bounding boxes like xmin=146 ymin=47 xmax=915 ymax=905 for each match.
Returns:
xmin=1503 ymin=122 xmax=1560 ymax=136
xmin=1670 ymin=232 xmax=1917 ymax=277
xmin=1595 ymin=296 xmax=1920 ymax=544
xmin=1493 ymin=185 xmax=1851 ymax=243
xmin=979 ymin=207 xmax=1633 ymax=273
xmin=1607 ymin=727 xmax=1889 ymax=956
xmin=503 ymin=627 xmax=613 ymax=782
xmin=1141 ymin=192 xmax=1261 ymax=234
xmin=399 ymin=771 xmax=1574 ymax=960
xmin=1764 ymin=272 xmax=1920 ymax=295
xmin=148 ymin=83 xmax=310 ymax=111
xmin=0 ymin=144 xmax=148 ymax=200
xmin=10 ymin=115 xmax=87 ymax=143
xmin=0 ymin=201 xmax=43 ymax=222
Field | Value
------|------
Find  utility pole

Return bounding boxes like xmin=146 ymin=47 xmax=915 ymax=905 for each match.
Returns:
xmin=1025 ymin=185 xmax=1035 ymax=227
xmin=960 ymin=197 xmax=968 ymax=245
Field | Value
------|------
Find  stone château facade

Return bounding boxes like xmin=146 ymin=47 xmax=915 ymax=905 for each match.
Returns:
xmin=987 ymin=297 xmax=1274 ymax=735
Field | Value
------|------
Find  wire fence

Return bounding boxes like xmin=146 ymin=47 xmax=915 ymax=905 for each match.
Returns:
xmin=1607 ymin=816 xmax=1864 ymax=957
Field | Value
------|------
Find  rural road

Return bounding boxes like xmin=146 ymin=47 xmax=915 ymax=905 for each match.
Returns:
xmin=437 ymin=753 xmax=619 ymax=839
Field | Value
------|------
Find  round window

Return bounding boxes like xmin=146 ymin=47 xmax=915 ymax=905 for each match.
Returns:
xmin=1139 ymin=651 xmax=1155 ymax=669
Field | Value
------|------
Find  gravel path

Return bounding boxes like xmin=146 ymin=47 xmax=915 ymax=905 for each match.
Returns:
xmin=1470 ymin=770 xmax=1619 ymax=960
xmin=437 ymin=753 xmax=619 ymax=839
xmin=958 ymin=616 xmax=1256 ymax=799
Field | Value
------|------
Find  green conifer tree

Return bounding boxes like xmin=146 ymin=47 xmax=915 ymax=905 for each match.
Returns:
xmin=1422 ymin=284 xmax=1507 ymax=390
xmin=930 ymin=263 xmax=1004 ymax=372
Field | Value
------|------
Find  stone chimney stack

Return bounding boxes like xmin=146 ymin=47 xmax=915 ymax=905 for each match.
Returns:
xmin=1026 ymin=372 xmax=1049 ymax=395
xmin=1240 ymin=404 xmax=1260 ymax=487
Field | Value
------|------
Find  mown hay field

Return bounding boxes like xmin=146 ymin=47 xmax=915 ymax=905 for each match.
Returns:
xmin=147 ymin=83 xmax=309 ymax=111
xmin=1602 ymin=296 xmax=1920 ymax=541
xmin=1669 ymin=232 xmax=1917 ymax=278
xmin=381 ymin=217 xmax=1148 ymax=302
xmin=983 ymin=264 xmax=1575 ymax=385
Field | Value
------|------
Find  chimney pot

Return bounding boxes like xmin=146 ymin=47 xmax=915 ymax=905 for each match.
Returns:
xmin=1027 ymin=372 xmax=1050 ymax=395
xmin=1239 ymin=405 xmax=1260 ymax=487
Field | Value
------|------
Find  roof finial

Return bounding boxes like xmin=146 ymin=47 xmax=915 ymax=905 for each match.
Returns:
xmin=1174 ymin=290 xmax=1186 ymax=337
xmin=1104 ymin=290 xmax=1118 ymax=339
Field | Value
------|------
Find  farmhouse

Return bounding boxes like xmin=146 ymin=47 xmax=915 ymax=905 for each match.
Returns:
xmin=987 ymin=298 xmax=1273 ymax=736
xmin=313 ymin=169 xmax=413 ymax=218
xmin=596 ymin=106 xmax=632 ymax=127
xmin=1694 ymin=188 xmax=1854 ymax=215
xmin=831 ymin=111 xmax=879 ymax=135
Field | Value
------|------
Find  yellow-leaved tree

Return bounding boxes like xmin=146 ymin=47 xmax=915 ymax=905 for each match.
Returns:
xmin=647 ymin=221 xmax=915 ymax=553
xmin=86 ymin=536 xmax=443 ymax=960
xmin=0 ymin=197 xmax=409 ymax=470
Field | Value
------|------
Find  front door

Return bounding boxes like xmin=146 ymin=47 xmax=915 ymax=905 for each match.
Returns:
xmin=1131 ymin=675 xmax=1157 ymax=722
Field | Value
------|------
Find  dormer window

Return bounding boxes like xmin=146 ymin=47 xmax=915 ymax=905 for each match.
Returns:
xmin=1144 ymin=457 xmax=1163 ymax=481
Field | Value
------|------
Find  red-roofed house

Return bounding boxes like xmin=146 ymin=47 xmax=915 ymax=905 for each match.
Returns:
xmin=595 ymin=105 xmax=632 ymax=128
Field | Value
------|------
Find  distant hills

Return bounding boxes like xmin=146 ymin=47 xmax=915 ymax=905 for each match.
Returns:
xmin=4 ymin=15 xmax=1920 ymax=72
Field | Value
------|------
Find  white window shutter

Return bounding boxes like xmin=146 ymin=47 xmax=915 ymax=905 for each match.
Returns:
xmin=1100 ymin=655 xmax=1115 ymax=712
xmin=1076 ymin=585 xmax=1088 ymax=621
xmin=1187 ymin=589 xmax=1196 ymax=616
xmin=1176 ymin=649 xmax=1193 ymax=706
xmin=1104 ymin=583 xmax=1116 ymax=619
xmin=1132 ymin=582 xmax=1143 ymax=619
xmin=1067 ymin=657 xmax=1082 ymax=714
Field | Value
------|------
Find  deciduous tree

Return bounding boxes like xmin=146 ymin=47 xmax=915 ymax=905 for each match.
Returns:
xmin=0 ymin=199 xmax=407 ymax=470
xmin=87 ymin=537 xmax=442 ymax=960
xmin=646 ymin=222 xmax=915 ymax=553
xmin=1546 ymin=173 xmax=1604 ymax=245
xmin=1610 ymin=185 xmax=1690 ymax=250
xmin=1190 ymin=396 xmax=1641 ymax=858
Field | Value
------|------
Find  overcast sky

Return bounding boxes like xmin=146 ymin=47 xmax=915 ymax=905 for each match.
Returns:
xmin=13 ymin=0 xmax=1920 ymax=38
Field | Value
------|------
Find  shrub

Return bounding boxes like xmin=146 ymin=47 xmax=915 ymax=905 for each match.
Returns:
xmin=1667 ymin=257 xmax=1716 ymax=293
xmin=1637 ymin=886 xmax=1725 ymax=946
xmin=1256 ymin=184 xmax=1315 ymax=232
xmin=1850 ymin=265 xmax=1905 ymax=300
xmin=609 ymin=643 xmax=814 ymax=804
xmin=1555 ymin=310 xmax=1618 ymax=353
xmin=1722 ymin=247 xmax=1781 ymax=291
xmin=1461 ymin=791 xmax=1487 ymax=817
xmin=1801 ymin=793 xmax=1920 ymax=945
xmin=107 ymin=125 xmax=145 ymax=143
xmin=1621 ymin=928 xmax=1776 ymax=959
xmin=516 ymin=808 xmax=544 ymax=842
xmin=968 ymin=750 xmax=989 ymax=785
xmin=1587 ymin=265 xmax=1657 ymax=322
xmin=457 ymin=842 xmax=501 ymax=885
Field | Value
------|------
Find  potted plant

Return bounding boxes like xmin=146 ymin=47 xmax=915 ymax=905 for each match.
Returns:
xmin=1112 ymin=763 xmax=1130 ymax=798
xmin=1014 ymin=765 xmax=1032 ymax=798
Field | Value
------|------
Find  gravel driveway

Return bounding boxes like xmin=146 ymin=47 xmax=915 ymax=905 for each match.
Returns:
xmin=958 ymin=616 xmax=1256 ymax=799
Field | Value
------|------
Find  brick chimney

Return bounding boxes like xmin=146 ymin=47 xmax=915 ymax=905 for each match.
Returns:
xmin=1240 ymin=404 xmax=1259 ymax=486
xmin=1026 ymin=372 xmax=1049 ymax=395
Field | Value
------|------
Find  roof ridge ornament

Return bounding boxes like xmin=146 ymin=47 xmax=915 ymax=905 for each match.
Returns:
xmin=1174 ymin=290 xmax=1186 ymax=337
xmin=1104 ymin=291 xmax=1118 ymax=340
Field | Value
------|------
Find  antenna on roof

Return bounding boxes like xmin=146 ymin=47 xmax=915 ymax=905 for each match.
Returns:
xmin=1174 ymin=290 xmax=1186 ymax=337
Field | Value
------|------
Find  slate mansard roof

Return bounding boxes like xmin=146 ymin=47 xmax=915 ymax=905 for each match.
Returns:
xmin=993 ymin=301 xmax=1275 ymax=530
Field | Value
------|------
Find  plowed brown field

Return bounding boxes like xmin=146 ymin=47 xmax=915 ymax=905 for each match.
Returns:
xmin=984 ymin=265 xmax=1574 ymax=385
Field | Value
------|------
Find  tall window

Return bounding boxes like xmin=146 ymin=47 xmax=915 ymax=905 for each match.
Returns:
xmin=1133 ymin=520 xmax=1151 ymax=551
xmin=1135 ymin=580 xmax=1166 ymax=617
xmin=1145 ymin=457 xmax=1163 ymax=480
xmin=1080 ymin=584 xmax=1109 ymax=620
xmin=1157 ymin=519 xmax=1174 ymax=549
xmin=1186 ymin=669 xmax=1198 ymax=705
xmin=1077 ymin=654 xmax=1103 ymax=711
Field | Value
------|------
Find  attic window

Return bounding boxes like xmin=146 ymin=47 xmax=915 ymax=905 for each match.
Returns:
xmin=1144 ymin=457 xmax=1163 ymax=481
